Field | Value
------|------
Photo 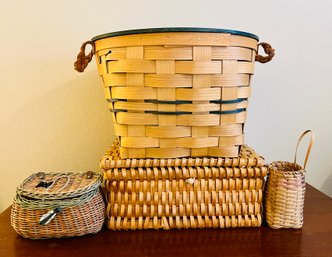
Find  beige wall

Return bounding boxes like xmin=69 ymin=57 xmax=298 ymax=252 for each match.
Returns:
xmin=1 ymin=0 xmax=331 ymax=212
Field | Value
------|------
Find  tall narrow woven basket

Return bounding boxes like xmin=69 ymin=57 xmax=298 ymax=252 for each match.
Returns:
xmin=75 ymin=28 xmax=274 ymax=159
xmin=264 ymin=130 xmax=315 ymax=229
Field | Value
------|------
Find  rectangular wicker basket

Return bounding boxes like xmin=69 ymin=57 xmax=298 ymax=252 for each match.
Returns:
xmin=101 ymin=140 xmax=267 ymax=230
xmin=75 ymin=28 xmax=274 ymax=159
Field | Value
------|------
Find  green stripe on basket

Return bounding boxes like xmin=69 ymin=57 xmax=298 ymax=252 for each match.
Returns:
xmin=110 ymin=108 xmax=246 ymax=115
xmin=107 ymin=98 xmax=247 ymax=104
xmin=210 ymin=98 xmax=247 ymax=104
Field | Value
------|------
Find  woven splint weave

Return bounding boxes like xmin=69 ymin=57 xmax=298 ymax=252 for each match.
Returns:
xmin=75 ymin=28 xmax=274 ymax=159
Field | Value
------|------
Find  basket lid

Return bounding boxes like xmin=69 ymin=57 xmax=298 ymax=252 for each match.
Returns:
xmin=100 ymin=140 xmax=265 ymax=169
xmin=91 ymin=27 xmax=259 ymax=42
xmin=17 ymin=171 xmax=102 ymax=200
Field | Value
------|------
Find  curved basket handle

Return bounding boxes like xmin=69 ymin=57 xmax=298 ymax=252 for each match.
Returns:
xmin=255 ymin=42 xmax=275 ymax=63
xmin=294 ymin=130 xmax=315 ymax=169
xmin=74 ymin=41 xmax=95 ymax=72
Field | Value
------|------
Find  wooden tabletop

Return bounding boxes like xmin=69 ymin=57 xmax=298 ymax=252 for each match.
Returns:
xmin=1 ymin=184 xmax=331 ymax=257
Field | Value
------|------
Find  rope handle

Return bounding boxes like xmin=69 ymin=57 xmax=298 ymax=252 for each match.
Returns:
xmin=294 ymin=130 xmax=315 ymax=169
xmin=46 ymin=175 xmax=71 ymax=193
xmin=255 ymin=42 xmax=275 ymax=63
xmin=74 ymin=41 xmax=95 ymax=72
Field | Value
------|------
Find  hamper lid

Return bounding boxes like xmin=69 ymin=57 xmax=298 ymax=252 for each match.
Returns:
xmin=17 ymin=171 xmax=102 ymax=200
xmin=91 ymin=27 xmax=259 ymax=42
xmin=100 ymin=140 xmax=265 ymax=169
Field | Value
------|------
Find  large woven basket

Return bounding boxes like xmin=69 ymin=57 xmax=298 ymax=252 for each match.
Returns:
xmin=101 ymin=140 xmax=267 ymax=230
xmin=264 ymin=130 xmax=315 ymax=229
xmin=11 ymin=171 xmax=105 ymax=239
xmin=75 ymin=28 xmax=274 ymax=159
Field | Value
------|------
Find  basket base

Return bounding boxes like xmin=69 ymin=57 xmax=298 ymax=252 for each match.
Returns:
xmin=11 ymin=191 xmax=105 ymax=239
xmin=106 ymin=215 xmax=262 ymax=230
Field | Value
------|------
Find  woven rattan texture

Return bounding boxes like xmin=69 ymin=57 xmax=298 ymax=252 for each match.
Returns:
xmin=102 ymin=142 xmax=267 ymax=230
xmin=17 ymin=172 xmax=102 ymax=200
xmin=11 ymin=172 xmax=105 ymax=239
xmin=264 ymin=161 xmax=306 ymax=229
xmin=94 ymin=32 xmax=258 ymax=159
xmin=11 ymin=190 xmax=105 ymax=239
xmin=100 ymin=140 xmax=265 ymax=169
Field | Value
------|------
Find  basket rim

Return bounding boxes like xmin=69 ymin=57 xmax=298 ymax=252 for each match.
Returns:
xmin=268 ymin=161 xmax=304 ymax=173
xmin=91 ymin=27 xmax=259 ymax=42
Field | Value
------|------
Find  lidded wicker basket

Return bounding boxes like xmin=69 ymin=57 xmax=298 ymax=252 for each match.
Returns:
xmin=11 ymin=171 xmax=105 ymax=239
xmin=265 ymin=130 xmax=315 ymax=229
xmin=75 ymin=28 xmax=275 ymax=159
xmin=101 ymin=140 xmax=267 ymax=230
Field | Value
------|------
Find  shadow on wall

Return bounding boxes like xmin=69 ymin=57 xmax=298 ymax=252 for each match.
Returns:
xmin=0 ymin=70 xmax=114 ymax=211
xmin=321 ymin=172 xmax=332 ymax=197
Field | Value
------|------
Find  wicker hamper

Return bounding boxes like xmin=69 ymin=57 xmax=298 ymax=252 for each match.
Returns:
xmin=100 ymin=140 xmax=267 ymax=230
xmin=265 ymin=130 xmax=315 ymax=229
xmin=75 ymin=28 xmax=274 ymax=159
xmin=11 ymin=171 xmax=105 ymax=239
